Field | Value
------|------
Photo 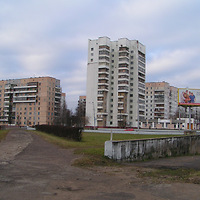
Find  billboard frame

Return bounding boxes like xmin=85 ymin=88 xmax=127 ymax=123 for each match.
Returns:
xmin=178 ymin=88 xmax=200 ymax=107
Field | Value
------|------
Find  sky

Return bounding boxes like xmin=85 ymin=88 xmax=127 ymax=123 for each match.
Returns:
xmin=0 ymin=0 xmax=200 ymax=110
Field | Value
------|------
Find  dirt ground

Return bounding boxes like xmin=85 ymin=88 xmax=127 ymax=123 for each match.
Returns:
xmin=0 ymin=130 xmax=200 ymax=200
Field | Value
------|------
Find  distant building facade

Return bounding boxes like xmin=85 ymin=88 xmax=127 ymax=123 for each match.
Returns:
xmin=78 ymin=96 xmax=86 ymax=118
xmin=86 ymin=37 xmax=146 ymax=127
xmin=145 ymin=82 xmax=178 ymax=120
xmin=0 ymin=77 xmax=62 ymax=126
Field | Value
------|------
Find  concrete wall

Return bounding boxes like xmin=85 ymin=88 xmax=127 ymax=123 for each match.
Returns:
xmin=104 ymin=135 xmax=200 ymax=161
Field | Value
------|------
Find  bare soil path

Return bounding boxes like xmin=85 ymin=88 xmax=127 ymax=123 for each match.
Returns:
xmin=0 ymin=130 xmax=200 ymax=200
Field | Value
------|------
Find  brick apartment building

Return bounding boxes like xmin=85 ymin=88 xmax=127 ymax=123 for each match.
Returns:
xmin=0 ymin=76 xmax=62 ymax=126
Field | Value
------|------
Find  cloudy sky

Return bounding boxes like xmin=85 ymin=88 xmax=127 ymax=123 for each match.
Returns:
xmin=0 ymin=0 xmax=199 ymax=110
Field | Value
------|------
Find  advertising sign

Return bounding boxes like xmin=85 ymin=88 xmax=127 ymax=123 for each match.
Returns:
xmin=178 ymin=88 xmax=200 ymax=106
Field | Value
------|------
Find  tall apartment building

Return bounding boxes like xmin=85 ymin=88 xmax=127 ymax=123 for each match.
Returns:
xmin=86 ymin=37 xmax=146 ymax=127
xmin=145 ymin=82 xmax=178 ymax=120
xmin=0 ymin=77 xmax=62 ymax=126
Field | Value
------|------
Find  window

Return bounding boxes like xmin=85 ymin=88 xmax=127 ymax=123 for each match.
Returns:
xmin=91 ymin=48 xmax=94 ymax=51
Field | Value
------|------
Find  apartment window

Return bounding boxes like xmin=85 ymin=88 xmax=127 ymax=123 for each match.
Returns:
xmin=131 ymin=50 xmax=134 ymax=53
xmin=91 ymin=59 xmax=93 ymax=62
xmin=112 ymin=60 xmax=114 ymax=63
xmin=91 ymin=48 xmax=94 ymax=51
xmin=131 ymin=62 xmax=133 ymax=64
xmin=91 ymin=53 xmax=93 ymax=56
xmin=131 ymin=56 xmax=134 ymax=59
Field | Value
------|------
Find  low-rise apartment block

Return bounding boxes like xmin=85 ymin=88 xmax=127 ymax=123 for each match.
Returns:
xmin=0 ymin=76 xmax=62 ymax=126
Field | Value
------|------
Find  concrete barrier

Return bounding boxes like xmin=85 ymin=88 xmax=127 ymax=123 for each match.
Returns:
xmin=104 ymin=135 xmax=200 ymax=161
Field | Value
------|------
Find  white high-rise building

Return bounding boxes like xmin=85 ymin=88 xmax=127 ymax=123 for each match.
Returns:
xmin=86 ymin=37 xmax=146 ymax=128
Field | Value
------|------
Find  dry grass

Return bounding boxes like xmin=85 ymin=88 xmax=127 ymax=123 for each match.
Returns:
xmin=0 ymin=130 xmax=9 ymax=142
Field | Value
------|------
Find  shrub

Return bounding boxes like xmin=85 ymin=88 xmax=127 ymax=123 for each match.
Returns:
xmin=35 ymin=125 xmax=82 ymax=141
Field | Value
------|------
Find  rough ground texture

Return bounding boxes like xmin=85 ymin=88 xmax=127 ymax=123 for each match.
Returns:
xmin=0 ymin=130 xmax=200 ymax=200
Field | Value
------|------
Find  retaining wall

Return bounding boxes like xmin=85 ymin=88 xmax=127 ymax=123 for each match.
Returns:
xmin=104 ymin=135 xmax=200 ymax=161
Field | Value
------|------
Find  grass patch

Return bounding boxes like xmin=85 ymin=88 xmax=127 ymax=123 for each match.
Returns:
xmin=34 ymin=130 xmax=179 ymax=167
xmin=138 ymin=167 xmax=200 ymax=184
xmin=0 ymin=130 xmax=9 ymax=142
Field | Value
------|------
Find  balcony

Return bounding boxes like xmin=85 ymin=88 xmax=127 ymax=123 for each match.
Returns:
xmin=119 ymin=46 xmax=129 ymax=52
xmin=98 ymin=71 xmax=109 ymax=75
xmin=118 ymin=59 xmax=129 ymax=65
xmin=98 ymin=75 xmax=109 ymax=80
xmin=4 ymin=91 xmax=13 ymax=94
xmin=118 ymin=86 xmax=128 ymax=93
xmin=14 ymin=85 xmax=37 ymax=89
xmin=97 ymin=112 xmax=108 ymax=115
xmin=14 ymin=90 xmax=37 ymax=94
xmin=13 ymin=100 xmax=36 ymax=103
xmin=118 ymin=73 xmax=129 ymax=77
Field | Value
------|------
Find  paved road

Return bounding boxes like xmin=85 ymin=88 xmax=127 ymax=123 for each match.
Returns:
xmin=1 ymin=130 xmax=200 ymax=200
xmin=84 ymin=128 xmax=187 ymax=135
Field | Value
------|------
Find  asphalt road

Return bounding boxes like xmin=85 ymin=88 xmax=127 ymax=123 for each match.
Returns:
xmin=1 ymin=130 xmax=200 ymax=200
xmin=84 ymin=128 xmax=185 ymax=135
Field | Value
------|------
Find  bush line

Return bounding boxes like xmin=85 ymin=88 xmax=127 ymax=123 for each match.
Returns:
xmin=35 ymin=125 xmax=83 ymax=141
